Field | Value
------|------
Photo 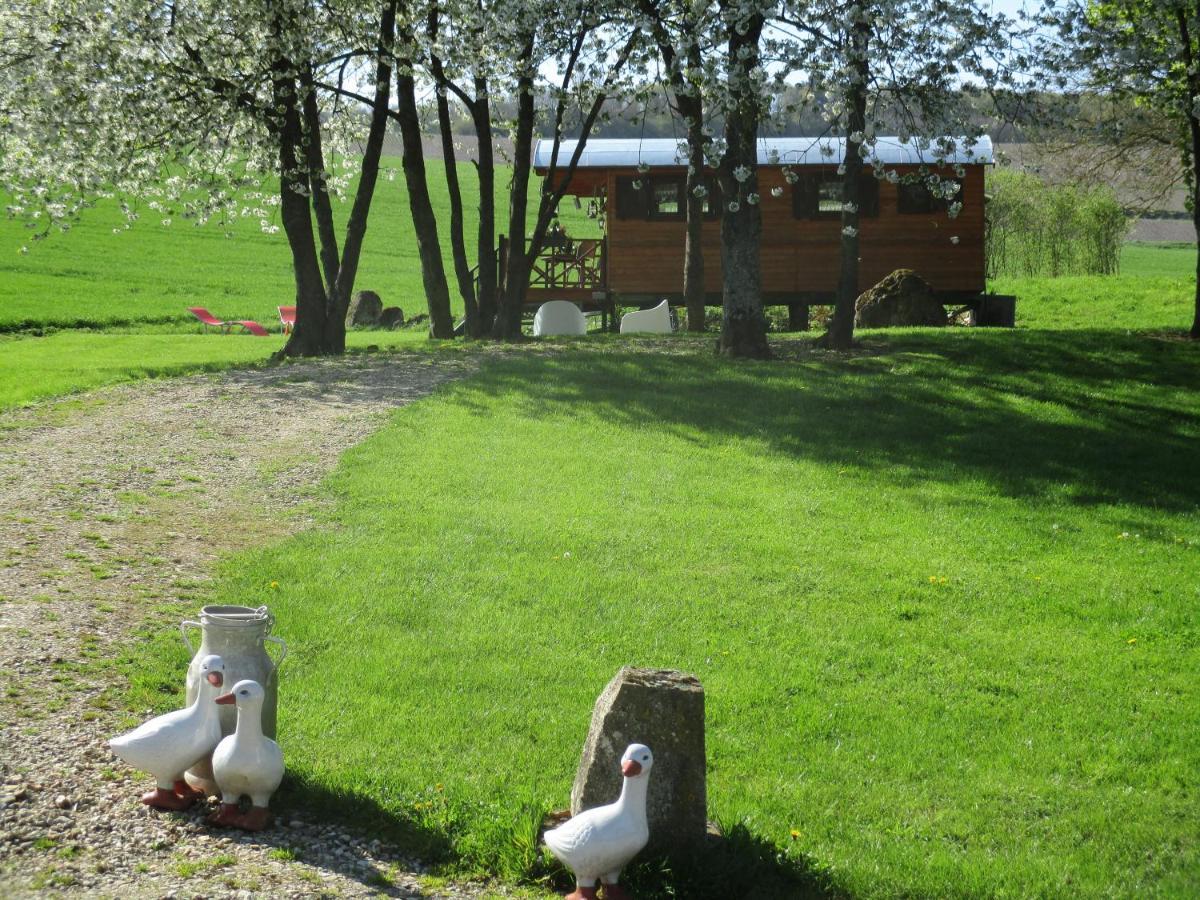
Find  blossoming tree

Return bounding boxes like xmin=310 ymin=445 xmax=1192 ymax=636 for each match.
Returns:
xmin=1036 ymin=0 xmax=1200 ymax=339
xmin=776 ymin=0 xmax=1006 ymax=349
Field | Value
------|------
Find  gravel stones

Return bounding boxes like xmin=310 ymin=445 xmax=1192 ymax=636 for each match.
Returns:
xmin=0 ymin=356 xmax=497 ymax=899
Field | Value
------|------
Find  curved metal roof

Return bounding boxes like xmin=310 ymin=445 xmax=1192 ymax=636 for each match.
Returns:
xmin=533 ymin=135 xmax=993 ymax=168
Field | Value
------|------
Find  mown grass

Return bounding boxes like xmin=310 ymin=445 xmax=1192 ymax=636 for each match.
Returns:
xmin=992 ymin=242 xmax=1195 ymax=331
xmin=123 ymin=328 xmax=1200 ymax=898
xmin=0 ymin=329 xmax=428 ymax=411
xmin=0 ymin=159 xmax=599 ymax=331
xmin=5 ymin=159 xmax=1198 ymax=895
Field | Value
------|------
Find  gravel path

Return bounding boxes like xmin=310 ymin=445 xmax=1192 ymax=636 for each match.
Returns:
xmin=0 ymin=354 xmax=509 ymax=899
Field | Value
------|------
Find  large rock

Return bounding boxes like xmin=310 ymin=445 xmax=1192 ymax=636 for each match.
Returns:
xmin=379 ymin=306 xmax=405 ymax=329
xmin=570 ymin=667 xmax=706 ymax=858
xmin=854 ymin=269 xmax=947 ymax=328
xmin=346 ymin=290 xmax=383 ymax=327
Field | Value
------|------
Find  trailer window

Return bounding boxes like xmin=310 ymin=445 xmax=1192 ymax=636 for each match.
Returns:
xmin=651 ymin=180 xmax=682 ymax=218
xmin=793 ymin=174 xmax=880 ymax=219
xmin=898 ymin=178 xmax=962 ymax=214
xmin=616 ymin=174 xmax=721 ymax=221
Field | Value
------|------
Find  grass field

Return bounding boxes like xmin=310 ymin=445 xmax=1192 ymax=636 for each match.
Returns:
xmin=0 ymin=329 xmax=427 ymax=411
xmin=118 ymin=329 xmax=1200 ymax=898
xmin=991 ymin=242 xmax=1195 ymax=332
xmin=4 ymin=167 xmax=1200 ymax=896
xmin=0 ymin=159 xmax=598 ymax=331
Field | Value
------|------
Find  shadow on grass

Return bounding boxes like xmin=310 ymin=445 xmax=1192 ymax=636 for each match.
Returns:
xmin=618 ymin=821 xmax=847 ymax=899
xmin=453 ymin=328 xmax=1200 ymax=513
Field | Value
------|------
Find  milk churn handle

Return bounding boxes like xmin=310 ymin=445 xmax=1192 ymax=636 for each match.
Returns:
xmin=265 ymin=635 xmax=287 ymax=677
xmin=180 ymin=620 xmax=201 ymax=655
xmin=258 ymin=606 xmax=275 ymax=634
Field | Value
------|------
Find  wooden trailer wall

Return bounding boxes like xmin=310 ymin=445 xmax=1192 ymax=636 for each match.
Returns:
xmin=601 ymin=165 xmax=986 ymax=302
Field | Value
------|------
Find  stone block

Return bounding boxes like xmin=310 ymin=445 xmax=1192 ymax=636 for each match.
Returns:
xmin=570 ymin=667 xmax=706 ymax=857
xmin=346 ymin=290 xmax=383 ymax=327
xmin=379 ymin=306 xmax=405 ymax=329
xmin=854 ymin=268 xmax=947 ymax=328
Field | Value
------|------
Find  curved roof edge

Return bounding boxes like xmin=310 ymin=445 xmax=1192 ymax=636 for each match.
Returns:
xmin=533 ymin=136 xmax=993 ymax=169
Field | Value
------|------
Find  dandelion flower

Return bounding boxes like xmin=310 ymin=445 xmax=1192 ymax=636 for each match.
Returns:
xmin=269 ymin=580 xmax=279 ymax=590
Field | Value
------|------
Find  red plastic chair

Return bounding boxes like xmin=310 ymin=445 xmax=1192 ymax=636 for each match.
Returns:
xmin=278 ymin=305 xmax=296 ymax=334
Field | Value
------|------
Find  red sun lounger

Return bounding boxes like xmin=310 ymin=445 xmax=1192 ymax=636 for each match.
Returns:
xmin=278 ymin=305 xmax=296 ymax=334
xmin=188 ymin=306 xmax=230 ymax=332
xmin=187 ymin=307 xmax=270 ymax=336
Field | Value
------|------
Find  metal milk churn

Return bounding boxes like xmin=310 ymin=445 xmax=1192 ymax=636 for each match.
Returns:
xmin=180 ymin=605 xmax=286 ymax=795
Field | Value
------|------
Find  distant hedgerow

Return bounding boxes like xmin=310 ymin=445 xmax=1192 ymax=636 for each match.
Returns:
xmin=985 ymin=169 xmax=1129 ymax=279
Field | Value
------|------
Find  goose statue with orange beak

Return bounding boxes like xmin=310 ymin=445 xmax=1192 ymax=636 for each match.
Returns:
xmin=108 ymin=654 xmax=226 ymax=810
xmin=206 ymin=679 xmax=283 ymax=831
xmin=544 ymin=744 xmax=653 ymax=900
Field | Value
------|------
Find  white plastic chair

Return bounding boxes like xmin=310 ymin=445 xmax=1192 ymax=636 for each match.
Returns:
xmin=533 ymin=300 xmax=588 ymax=337
xmin=619 ymin=299 xmax=673 ymax=334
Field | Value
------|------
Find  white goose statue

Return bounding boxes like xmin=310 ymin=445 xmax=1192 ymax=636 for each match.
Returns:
xmin=109 ymin=654 xmax=226 ymax=810
xmin=544 ymin=743 xmax=653 ymax=900
xmin=206 ymin=679 xmax=284 ymax=831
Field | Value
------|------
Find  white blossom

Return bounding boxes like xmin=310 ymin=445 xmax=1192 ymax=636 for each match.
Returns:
xmin=770 ymin=186 xmax=784 ymax=198
xmin=733 ymin=165 xmax=751 ymax=183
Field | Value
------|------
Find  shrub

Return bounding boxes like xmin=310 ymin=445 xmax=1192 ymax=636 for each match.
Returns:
xmin=985 ymin=169 xmax=1129 ymax=278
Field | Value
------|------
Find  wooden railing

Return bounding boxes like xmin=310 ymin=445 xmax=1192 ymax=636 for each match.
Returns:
xmin=527 ymin=238 xmax=606 ymax=292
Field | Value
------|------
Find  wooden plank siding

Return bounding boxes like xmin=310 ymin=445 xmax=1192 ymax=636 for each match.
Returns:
xmin=603 ymin=166 xmax=985 ymax=300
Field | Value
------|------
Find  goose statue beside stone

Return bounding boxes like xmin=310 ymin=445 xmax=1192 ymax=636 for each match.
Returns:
xmin=108 ymin=654 xmax=226 ymax=810
xmin=544 ymin=743 xmax=653 ymax=900
xmin=206 ymin=679 xmax=284 ymax=831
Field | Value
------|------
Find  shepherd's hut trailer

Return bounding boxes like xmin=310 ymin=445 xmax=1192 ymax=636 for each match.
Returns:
xmin=527 ymin=136 xmax=997 ymax=327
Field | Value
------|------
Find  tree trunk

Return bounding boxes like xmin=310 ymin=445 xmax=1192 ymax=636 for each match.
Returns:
xmin=273 ymin=68 xmax=329 ymax=358
xmin=823 ymin=16 xmax=871 ymax=351
xmin=681 ymin=91 xmax=708 ymax=332
xmin=717 ymin=7 xmax=770 ymax=359
xmin=493 ymin=34 xmax=536 ymax=340
xmin=637 ymin=0 xmax=707 ymax=332
xmin=472 ymin=79 xmax=498 ymax=335
xmin=1175 ymin=8 xmax=1200 ymax=338
xmin=395 ymin=19 xmax=455 ymax=339
xmin=1190 ymin=139 xmax=1199 ymax=338
xmin=429 ymin=11 xmax=479 ymax=336
xmin=301 ymin=63 xmax=341 ymax=297
xmin=325 ymin=0 xmax=397 ymax=354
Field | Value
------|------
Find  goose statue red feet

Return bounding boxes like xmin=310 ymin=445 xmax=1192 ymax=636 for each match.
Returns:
xmin=205 ymin=680 xmax=283 ymax=832
xmin=109 ymin=655 xmax=226 ymax=811
xmin=545 ymin=744 xmax=653 ymax=900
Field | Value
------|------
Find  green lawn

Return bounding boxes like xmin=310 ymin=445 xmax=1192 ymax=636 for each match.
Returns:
xmin=0 ymin=329 xmax=428 ymax=411
xmin=5 ymin=166 xmax=1199 ymax=895
xmin=992 ymin=242 xmax=1195 ymax=331
xmin=0 ymin=159 xmax=599 ymax=331
xmin=120 ymin=329 xmax=1200 ymax=898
